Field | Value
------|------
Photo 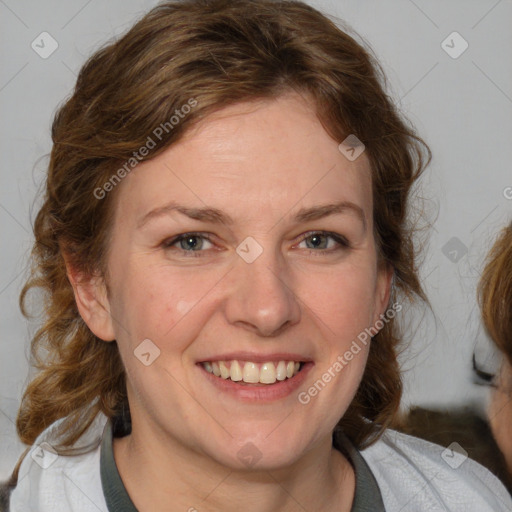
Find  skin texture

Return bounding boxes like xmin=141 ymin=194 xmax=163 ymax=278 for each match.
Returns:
xmin=67 ymin=92 xmax=392 ymax=511
xmin=489 ymin=360 xmax=512 ymax=475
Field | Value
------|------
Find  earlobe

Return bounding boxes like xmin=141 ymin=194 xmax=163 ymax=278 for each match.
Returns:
xmin=63 ymin=254 xmax=116 ymax=342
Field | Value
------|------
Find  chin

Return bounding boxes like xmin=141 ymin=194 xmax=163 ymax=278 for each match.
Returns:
xmin=205 ymin=432 xmax=310 ymax=472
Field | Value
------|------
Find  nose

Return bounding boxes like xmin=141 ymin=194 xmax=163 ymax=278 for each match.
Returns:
xmin=223 ymin=248 xmax=301 ymax=337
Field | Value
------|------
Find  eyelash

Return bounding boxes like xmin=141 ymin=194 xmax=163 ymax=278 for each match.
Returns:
xmin=472 ymin=354 xmax=498 ymax=388
xmin=161 ymin=231 xmax=350 ymax=257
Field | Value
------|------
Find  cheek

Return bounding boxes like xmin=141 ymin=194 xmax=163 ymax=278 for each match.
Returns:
xmin=111 ymin=262 xmax=221 ymax=350
xmin=296 ymin=264 xmax=377 ymax=339
xmin=111 ymin=267 xmax=220 ymax=405
xmin=489 ymin=390 xmax=512 ymax=461
xmin=176 ymin=299 xmax=196 ymax=315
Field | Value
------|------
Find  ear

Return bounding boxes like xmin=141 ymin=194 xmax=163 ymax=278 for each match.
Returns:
xmin=372 ymin=264 xmax=394 ymax=326
xmin=63 ymin=253 xmax=116 ymax=342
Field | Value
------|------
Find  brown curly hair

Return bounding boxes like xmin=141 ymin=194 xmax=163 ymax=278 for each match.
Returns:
xmin=16 ymin=0 xmax=430 ymax=456
xmin=478 ymin=222 xmax=512 ymax=367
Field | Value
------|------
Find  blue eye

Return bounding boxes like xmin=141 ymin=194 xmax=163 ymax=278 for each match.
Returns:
xmin=163 ymin=233 xmax=213 ymax=254
xmin=297 ymin=231 xmax=349 ymax=251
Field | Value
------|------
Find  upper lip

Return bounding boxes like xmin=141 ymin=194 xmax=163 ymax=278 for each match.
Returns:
xmin=197 ymin=352 xmax=313 ymax=364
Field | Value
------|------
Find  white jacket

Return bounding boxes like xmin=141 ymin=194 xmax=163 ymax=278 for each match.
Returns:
xmin=6 ymin=412 xmax=512 ymax=511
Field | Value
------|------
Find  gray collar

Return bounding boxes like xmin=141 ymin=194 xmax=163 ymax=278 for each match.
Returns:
xmin=333 ymin=427 xmax=386 ymax=511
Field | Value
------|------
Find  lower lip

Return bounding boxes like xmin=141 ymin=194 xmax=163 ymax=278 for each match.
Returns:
xmin=197 ymin=362 xmax=314 ymax=402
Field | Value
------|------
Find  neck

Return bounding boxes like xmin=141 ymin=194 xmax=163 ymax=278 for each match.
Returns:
xmin=112 ymin=421 xmax=355 ymax=512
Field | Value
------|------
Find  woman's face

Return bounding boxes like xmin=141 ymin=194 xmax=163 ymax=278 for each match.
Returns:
xmin=89 ymin=92 xmax=391 ymax=469
xmin=489 ymin=359 xmax=512 ymax=474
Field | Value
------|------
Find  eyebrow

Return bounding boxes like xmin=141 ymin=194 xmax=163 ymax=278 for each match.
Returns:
xmin=137 ymin=200 xmax=366 ymax=231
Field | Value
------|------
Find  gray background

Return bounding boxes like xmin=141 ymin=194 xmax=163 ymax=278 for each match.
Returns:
xmin=1 ymin=0 xmax=511 ymax=479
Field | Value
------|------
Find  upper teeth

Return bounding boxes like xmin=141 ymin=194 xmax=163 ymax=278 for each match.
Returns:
xmin=202 ymin=360 xmax=301 ymax=384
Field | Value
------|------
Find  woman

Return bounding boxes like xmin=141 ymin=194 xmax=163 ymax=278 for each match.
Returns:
xmin=2 ymin=1 xmax=511 ymax=510
xmin=479 ymin=222 xmax=512 ymax=476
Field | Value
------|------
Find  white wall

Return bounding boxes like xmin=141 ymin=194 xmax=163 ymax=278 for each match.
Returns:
xmin=1 ymin=0 xmax=511 ymax=478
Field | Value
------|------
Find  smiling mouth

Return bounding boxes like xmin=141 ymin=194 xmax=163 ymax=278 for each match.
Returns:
xmin=201 ymin=360 xmax=305 ymax=385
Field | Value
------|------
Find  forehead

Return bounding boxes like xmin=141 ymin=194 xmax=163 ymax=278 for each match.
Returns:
xmin=113 ymin=92 xmax=372 ymax=225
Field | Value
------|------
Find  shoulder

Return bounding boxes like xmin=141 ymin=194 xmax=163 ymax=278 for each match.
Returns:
xmin=360 ymin=429 xmax=512 ymax=512
xmin=7 ymin=413 xmax=109 ymax=512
